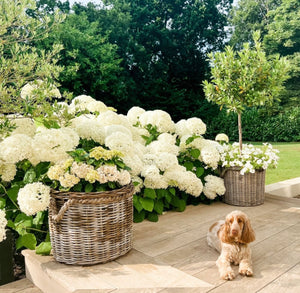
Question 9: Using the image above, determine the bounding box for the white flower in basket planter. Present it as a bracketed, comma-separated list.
[218, 142, 279, 206]
[46, 146, 134, 265]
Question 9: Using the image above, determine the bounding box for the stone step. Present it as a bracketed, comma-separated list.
[22, 249, 213, 293]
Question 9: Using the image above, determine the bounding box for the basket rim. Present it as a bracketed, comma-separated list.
[50, 182, 134, 200]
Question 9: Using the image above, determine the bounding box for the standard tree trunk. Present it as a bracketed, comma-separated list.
[238, 112, 242, 151]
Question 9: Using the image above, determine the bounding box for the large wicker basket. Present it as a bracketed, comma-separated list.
[48, 183, 134, 265]
[222, 167, 265, 206]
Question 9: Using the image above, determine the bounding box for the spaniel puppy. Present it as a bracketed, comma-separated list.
[207, 210, 255, 280]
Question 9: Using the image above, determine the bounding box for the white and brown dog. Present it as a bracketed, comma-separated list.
[207, 210, 255, 280]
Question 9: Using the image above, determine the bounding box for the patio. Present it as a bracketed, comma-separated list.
[1, 183, 300, 292]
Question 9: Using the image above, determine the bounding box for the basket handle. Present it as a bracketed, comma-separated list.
[50, 198, 75, 223]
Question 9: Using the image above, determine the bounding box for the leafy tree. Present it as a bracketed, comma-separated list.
[203, 32, 289, 150]
[0, 0, 65, 135]
[263, 0, 300, 107]
[230, 0, 299, 108]
[34, 2, 126, 107]
[82, 0, 233, 119]
[230, 0, 281, 48]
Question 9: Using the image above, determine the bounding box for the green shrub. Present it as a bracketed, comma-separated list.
[206, 107, 300, 142]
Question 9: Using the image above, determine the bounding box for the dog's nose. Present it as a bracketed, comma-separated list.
[231, 229, 238, 235]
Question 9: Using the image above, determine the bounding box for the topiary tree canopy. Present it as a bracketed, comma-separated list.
[203, 31, 290, 150]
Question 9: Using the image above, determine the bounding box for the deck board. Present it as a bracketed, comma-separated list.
[1, 194, 300, 292]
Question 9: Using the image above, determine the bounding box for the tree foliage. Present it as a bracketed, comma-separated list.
[203, 32, 290, 149]
[230, 0, 299, 108]
[37, 0, 233, 120]
[0, 0, 65, 133]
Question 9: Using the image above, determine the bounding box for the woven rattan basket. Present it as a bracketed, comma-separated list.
[222, 167, 265, 206]
[49, 183, 134, 265]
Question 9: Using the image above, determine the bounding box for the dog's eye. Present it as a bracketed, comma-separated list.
[238, 218, 243, 223]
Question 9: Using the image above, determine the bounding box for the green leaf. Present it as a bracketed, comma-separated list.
[190, 149, 200, 159]
[171, 197, 186, 212]
[7, 186, 20, 203]
[23, 169, 37, 184]
[165, 192, 172, 203]
[196, 167, 204, 178]
[14, 213, 33, 235]
[133, 195, 143, 213]
[185, 136, 195, 145]
[35, 162, 51, 179]
[133, 210, 145, 223]
[156, 189, 168, 199]
[16, 233, 36, 250]
[154, 199, 164, 215]
[0, 198, 6, 209]
[33, 211, 45, 228]
[169, 188, 176, 196]
[73, 183, 82, 192]
[183, 161, 194, 171]
[139, 197, 154, 212]
[147, 212, 159, 222]
[6, 220, 15, 229]
[144, 188, 156, 199]
[36, 242, 52, 255]
[84, 183, 93, 192]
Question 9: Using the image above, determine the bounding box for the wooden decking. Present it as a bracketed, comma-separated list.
[1, 193, 300, 292]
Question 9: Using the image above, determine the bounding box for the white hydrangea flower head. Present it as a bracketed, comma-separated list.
[155, 152, 178, 171]
[0, 134, 33, 164]
[127, 106, 146, 125]
[215, 133, 229, 143]
[17, 183, 50, 216]
[123, 153, 144, 176]
[104, 125, 132, 140]
[139, 110, 175, 133]
[21, 80, 61, 100]
[0, 163, 17, 182]
[86, 100, 109, 113]
[203, 175, 226, 200]
[186, 117, 206, 135]
[200, 145, 220, 170]
[0, 209, 7, 242]
[70, 115, 105, 144]
[157, 133, 177, 145]
[105, 132, 134, 154]
[175, 119, 189, 138]
[146, 140, 179, 156]
[69, 95, 96, 113]
[164, 167, 203, 197]
[97, 111, 130, 127]
[31, 127, 79, 164]
[117, 170, 131, 186]
[10, 117, 36, 137]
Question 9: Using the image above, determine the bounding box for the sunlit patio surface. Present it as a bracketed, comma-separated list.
[1, 178, 300, 293]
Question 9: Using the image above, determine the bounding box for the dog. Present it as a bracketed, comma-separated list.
[207, 210, 255, 280]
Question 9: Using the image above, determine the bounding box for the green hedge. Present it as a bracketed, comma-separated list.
[206, 107, 300, 142]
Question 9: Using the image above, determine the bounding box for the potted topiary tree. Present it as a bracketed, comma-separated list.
[203, 31, 290, 206]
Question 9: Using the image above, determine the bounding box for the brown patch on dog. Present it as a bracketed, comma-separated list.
[209, 222, 219, 232]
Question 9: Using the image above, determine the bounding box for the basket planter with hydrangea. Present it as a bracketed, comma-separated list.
[46, 146, 134, 265]
[218, 142, 279, 206]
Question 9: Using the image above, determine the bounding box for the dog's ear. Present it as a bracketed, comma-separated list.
[219, 221, 232, 243]
[241, 217, 255, 243]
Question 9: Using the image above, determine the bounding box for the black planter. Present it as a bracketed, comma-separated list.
[0, 230, 14, 285]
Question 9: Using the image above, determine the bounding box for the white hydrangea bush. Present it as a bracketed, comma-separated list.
[1, 93, 230, 239]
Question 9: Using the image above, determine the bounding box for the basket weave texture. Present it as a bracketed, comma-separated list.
[49, 183, 134, 265]
[223, 167, 265, 206]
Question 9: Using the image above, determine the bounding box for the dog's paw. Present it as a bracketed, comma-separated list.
[221, 270, 235, 280]
[239, 267, 253, 277]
